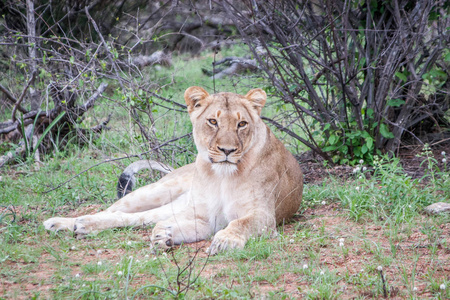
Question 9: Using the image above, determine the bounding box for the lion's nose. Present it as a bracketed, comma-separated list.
[218, 147, 237, 156]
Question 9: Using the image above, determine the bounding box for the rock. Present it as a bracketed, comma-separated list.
[424, 202, 450, 215]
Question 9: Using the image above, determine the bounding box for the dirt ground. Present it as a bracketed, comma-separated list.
[1, 143, 449, 298]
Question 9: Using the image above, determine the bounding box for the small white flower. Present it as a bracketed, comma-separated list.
[443, 158, 447, 163]
[71, 246, 76, 250]
[97, 261, 102, 266]
[321, 200, 326, 205]
[442, 151, 446, 156]
[339, 238, 345, 243]
[153, 257, 157, 261]
[339, 242, 344, 247]
[359, 159, 364, 164]
[136, 259, 140, 263]
[96, 250, 102, 255]
[144, 254, 149, 259]
[127, 241, 132, 246]
[289, 239, 295, 243]
[440, 284, 446, 290]
[82, 284, 86, 287]
[129, 256, 133, 260]
[360, 269, 364, 273]
[377, 266, 383, 271]
[117, 271, 123, 276]
[75, 273, 81, 278]
[353, 167, 360, 173]
[162, 252, 167, 257]
[320, 270, 325, 275]
[302, 264, 308, 270]
[116, 262, 119, 265]
[355, 186, 360, 191]
[413, 286, 418, 292]
[408, 205, 412, 208]
[362, 167, 367, 171]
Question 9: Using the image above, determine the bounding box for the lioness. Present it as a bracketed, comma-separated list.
[44, 87, 303, 254]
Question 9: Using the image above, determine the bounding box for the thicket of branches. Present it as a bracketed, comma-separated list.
[1, 0, 449, 168]
[0, 1, 234, 167]
[223, 0, 450, 164]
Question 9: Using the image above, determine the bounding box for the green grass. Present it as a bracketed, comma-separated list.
[1, 49, 450, 299]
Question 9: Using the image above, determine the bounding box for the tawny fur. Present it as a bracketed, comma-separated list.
[43, 87, 304, 254]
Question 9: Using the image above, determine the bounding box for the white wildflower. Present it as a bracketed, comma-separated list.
[162, 252, 167, 257]
[339, 238, 345, 243]
[320, 270, 325, 275]
[321, 200, 326, 205]
[117, 271, 123, 276]
[440, 284, 446, 290]
[289, 239, 295, 243]
[302, 264, 308, 270]
[360, 269, 364, 273]
[339, 242, 344, 247]
[97, 261, 102, 266]
[355, 186, 360, 191]
[71, 246, 76, 250]
[127, 241, 132, 246]
[75, 273, 81, 278]
[362, 167, 367, 171]
[136, 259, 140, 263]
[443, 158, 447, 163]
[96, 250, 102, 255]
[352, 167, 360, 173]
[442, 151, 446, 156]
[359, 159, 364, 164]
[413, 286, 418, 292]
[377, 266, 383, 271]
[144, 254, 149, 259]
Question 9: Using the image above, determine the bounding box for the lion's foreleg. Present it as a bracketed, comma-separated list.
[151, 214, 212, 250]
[207, 211, 276, 255]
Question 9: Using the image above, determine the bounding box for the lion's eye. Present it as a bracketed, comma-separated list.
[208, 119, 218, 126]
[238, 121, 247, 128]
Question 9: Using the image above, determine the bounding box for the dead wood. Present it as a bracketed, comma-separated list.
[0, 83, 109, 167]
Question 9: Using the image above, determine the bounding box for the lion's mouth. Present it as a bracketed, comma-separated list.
[209, 157, 239, 165]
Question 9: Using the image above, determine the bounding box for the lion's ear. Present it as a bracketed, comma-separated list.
[245, 88, 267, 115]
[184, 86, 210, 114]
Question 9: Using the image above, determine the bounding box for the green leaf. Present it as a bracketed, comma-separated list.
[395, 71, 407, 82]
[329, 134, 338, 145]
[323, 145, 338, 152]
[445, 52, 450, 62]
[380, 123, 394, 139]
[69, 56, 75, 64]
[361, 144, 368, 154]
[366, 137, 374, 150]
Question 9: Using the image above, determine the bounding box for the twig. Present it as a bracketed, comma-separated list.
[0, 84, 28, 114]
[11, 71, 36, 123]
[378, 268, 388, 298]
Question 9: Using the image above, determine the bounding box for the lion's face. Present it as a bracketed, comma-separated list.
[184, 87, 267, 175]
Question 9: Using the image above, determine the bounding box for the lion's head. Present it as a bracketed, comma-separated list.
[184, 86, 267, 176]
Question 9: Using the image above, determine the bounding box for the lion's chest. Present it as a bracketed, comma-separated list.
[194, 177, 246, 232]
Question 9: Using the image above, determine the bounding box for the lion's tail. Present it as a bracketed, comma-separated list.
[117, 160, 174, 199]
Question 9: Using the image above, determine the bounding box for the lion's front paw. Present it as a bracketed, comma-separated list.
[72, 216, 97, 236]
[43, 217, 76, 232]
[206, 230, 246, 255]
[150, 225, 174, 252]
